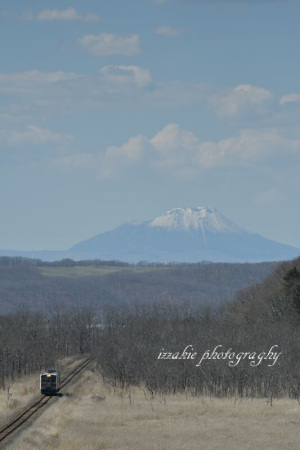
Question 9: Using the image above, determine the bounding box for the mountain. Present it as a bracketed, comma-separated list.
[0, 207, 298, 263]
[69, 206, 300, 263]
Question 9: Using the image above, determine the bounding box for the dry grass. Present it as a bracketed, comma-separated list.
[4, 364, 300, 450]
[0, 356, 84, 428]
[0, 373, 40, 428]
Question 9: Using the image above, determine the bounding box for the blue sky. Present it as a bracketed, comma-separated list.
[1, 0, 300, 251]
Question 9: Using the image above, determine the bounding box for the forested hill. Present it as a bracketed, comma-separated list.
[0, 257, 277, 314]
[96, 256, 300, 399]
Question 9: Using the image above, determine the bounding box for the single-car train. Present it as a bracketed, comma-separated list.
[40, 369, 60, 395]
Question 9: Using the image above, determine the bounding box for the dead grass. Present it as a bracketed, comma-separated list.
[0, 356, 84, 428]
[0, 372, 40, 428]
[4, 364, 300, 450]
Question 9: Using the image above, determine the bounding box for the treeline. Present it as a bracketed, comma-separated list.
[0, 257, 130, 268]
[0, 259, 275, 313]
[96, 257, 300, 400]
[0, 306, 100, 389]
[0, 256, 272, 269]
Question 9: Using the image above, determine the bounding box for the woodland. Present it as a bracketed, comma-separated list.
[0, 257, 275, 314]
[1, 256, 300, 400]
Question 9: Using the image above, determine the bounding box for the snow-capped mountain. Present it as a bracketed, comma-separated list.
[0, 207, 298, 263]
[69, 207, 300, 263]
[148, 207, 243, 233]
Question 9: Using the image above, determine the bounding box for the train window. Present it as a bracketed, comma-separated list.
[41, 375, 47, 382]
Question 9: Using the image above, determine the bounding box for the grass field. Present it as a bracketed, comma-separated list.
[0, 356, 83, 428]
[4, 362, 300, 450]
[38, 265, 166, 278]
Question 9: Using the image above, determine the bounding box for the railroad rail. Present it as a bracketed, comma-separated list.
[0, 357, 94, 445]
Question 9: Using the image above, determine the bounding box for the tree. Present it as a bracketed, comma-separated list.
[283, 267, 300, 315]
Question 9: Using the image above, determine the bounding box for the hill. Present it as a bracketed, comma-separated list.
[0, 257, 276, 313]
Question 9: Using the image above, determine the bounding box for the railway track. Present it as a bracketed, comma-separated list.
[0, 357, 94, 445]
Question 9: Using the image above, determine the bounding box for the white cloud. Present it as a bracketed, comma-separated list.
[151, 123, 198, 153]
[78, 33, 141, 56]
[0, 70, 81, 95]
[0, 125, 73, 148]
[25, 8, 99, 22]
[42, 124, 300, 180]
[57, 126, 196, 178]
[155, 26, 183, 37]
[99, 65, 152, 88]
[212, 84, 274, 117]
[2, 70, 298, 148]
[0, 70, 80, 85]
[279, 93, 300, 105]
[97, 124, 199, 178]
[150, 124, 199, 174]
[0, 69, 102, 121]
[196, 129, 300, 168]
[51, 135, 150, 178]
[0, 71, 278, 126]
[106, 135, 147, 162]
[0, 67, 153, 122]
[100, 135, 150, 178]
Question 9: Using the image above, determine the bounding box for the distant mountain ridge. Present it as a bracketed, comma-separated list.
[0, 206, 299, 263]
[70, 206, 300, 263]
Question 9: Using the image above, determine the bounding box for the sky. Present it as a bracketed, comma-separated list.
[1, 0, 300, 251]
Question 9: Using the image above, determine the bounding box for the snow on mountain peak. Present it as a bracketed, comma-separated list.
[148, 206, 243, 233]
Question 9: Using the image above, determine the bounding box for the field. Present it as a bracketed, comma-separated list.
[3, 362, 300, 450]
[38, 265, 134, 278]
[37, 265, 165, 278]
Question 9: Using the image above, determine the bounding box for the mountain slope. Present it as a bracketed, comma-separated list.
[70, 207, 300, 263]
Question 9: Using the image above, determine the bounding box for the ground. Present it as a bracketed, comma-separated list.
[2, 362, 300, 449]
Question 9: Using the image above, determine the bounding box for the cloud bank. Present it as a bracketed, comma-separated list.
[24, 8, 99, 22]
[47, 124, 300, 179]
[78, 33, 141, 56]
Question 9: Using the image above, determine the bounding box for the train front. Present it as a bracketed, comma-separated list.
[40, 369, 60, 395]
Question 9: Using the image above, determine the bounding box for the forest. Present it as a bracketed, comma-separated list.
[97, 257, 300, 400]
[1, 256, 300, 401]
[0, 257, 275, 314]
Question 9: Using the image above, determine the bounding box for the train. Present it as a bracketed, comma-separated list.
[40, 369, 60, 395]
